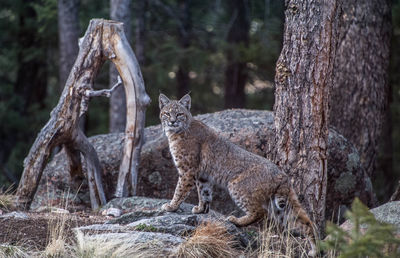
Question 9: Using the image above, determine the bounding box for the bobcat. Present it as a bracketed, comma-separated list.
[159, 93, 317, 256]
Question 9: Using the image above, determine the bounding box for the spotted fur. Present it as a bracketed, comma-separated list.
[159, 93, 317, 256]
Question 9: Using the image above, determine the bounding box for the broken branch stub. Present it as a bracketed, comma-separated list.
[16, 19, 150, 210]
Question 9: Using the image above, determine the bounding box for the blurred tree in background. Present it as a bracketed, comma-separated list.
[0, 0, 399, 205]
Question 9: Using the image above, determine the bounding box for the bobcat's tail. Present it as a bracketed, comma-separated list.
[286, 188, 318, 257]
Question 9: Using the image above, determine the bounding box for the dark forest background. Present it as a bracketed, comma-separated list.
[0, 0, 399, 203]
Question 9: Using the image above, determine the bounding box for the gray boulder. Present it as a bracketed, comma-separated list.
[74, 196, 250, 256]
[340, 201, 400, 239]
[370, 201, 400, 232]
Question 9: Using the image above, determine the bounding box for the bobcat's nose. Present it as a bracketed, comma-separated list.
[168, 120, 177, 127]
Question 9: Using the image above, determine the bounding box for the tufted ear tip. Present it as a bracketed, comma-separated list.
[159, 93, 170, 109]
[179, 94, 191, 110]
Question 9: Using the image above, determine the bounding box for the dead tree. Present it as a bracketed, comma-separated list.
[109, 0, 132, 133]
[16, 19, 150, 210]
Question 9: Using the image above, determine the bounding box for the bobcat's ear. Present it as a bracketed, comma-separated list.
[179, 94, 191, 110]
[159, 93, 170, 110]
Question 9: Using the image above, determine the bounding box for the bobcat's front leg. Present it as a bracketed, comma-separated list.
[162, 172, 196, 212]
[192, 179, 213, 214]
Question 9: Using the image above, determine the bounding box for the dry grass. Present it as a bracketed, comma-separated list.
[251, 217, 322, 258]
[74, 230, 164, 258]
[0, 186, 16, 210]
[176, 220, 239, 258]
[44, 213, 71, 257]
[0, 244, 31, 258]
[43, 190, 73, 258]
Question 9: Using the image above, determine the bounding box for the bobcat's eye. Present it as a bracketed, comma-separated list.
[177, 113, 184, 117]
[163, 112, 170, 118]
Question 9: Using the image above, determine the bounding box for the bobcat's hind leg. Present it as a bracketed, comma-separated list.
[227, 212, 260, 227]
[192, 179, 213, 214]
[227, 196, 262, 226]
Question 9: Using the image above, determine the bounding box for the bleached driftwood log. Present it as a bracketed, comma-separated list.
[16, 19, 150, 210]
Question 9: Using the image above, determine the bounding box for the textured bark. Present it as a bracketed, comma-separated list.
[223, 0, 250, 109]
[31, 110, 375, 220]
[109, 0, 132, 133]
[58, 0, 80, 90]
[134, 0, 147, 65]
[329, 0, 392, 178]
[375, 102, 394, 202]
[391, 183, 400, 202]
[176, 0, 192, 98]
[274, 0, 338, 230]
[16, 19, 150, 209]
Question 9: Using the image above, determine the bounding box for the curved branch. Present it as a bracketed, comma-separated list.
[101, 21, 151, 197]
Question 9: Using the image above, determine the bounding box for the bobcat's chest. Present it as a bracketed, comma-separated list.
[167, 137, 185, 167]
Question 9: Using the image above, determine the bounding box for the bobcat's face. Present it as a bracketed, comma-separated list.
[159, 94, 192, 134]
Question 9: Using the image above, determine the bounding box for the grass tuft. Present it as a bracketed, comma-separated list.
[253, 218, 315, 258]
[0, 186, 16, 210]
[0, 244, 31, 258]
[176, 220, 239, 258]
[74, 230, 164, 258]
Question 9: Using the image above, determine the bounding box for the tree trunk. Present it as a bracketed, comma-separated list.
[273, 0, 338, 231]
[135, 0, 147, 66]
[109, 0, 132, 133]
[176, 0, 192, 98]
[223, 0, 250, 109]
[58, 0, 80, 91]
[329, 0, 392, 179]
[377, 107, 394, 201]
[16, 19, 150, 209]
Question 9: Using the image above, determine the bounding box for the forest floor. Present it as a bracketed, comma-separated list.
[0, 210, 107, 251]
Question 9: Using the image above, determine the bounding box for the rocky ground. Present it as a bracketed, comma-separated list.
[1, 197, 400, 257]
[0, 197, 255, 256]
[0, 209, 107, 251]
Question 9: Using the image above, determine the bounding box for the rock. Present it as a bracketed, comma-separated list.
[50, 207, 70, 214]
[75, 231, 183, 256]
[340, 201, 400, 239]
[31, 109, 375, 219]
[370, 201, 400, 232]
[101, 207, 122, 217]
[0, 211, 29, 219]
[74, 196, 250, 256]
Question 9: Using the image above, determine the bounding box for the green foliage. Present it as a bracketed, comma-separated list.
[134, 223, 158, 232]
[321, 198, 400, 258]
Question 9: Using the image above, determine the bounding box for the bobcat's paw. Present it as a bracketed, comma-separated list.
[192, 205, 204, 214]
[226, 215, 239, 225]
[308, 249, 316, 257]
[192, 202, 210, 214]
[161, 203, 178, 212]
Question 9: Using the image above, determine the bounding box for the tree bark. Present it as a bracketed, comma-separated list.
[273, 0, 338, 231]
[176, 0, 192, 98]
[223, 0, 250, 109]
[58, 0, 80, 91]
[16, 19, 150, 209]
[109, 0, 132, 133]
[329, 0, 392, 179]
[135, 0, 147, 66]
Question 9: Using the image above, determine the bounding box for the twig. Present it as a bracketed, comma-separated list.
[80, 76, 123, 117]
[85, 76, 123, 98]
